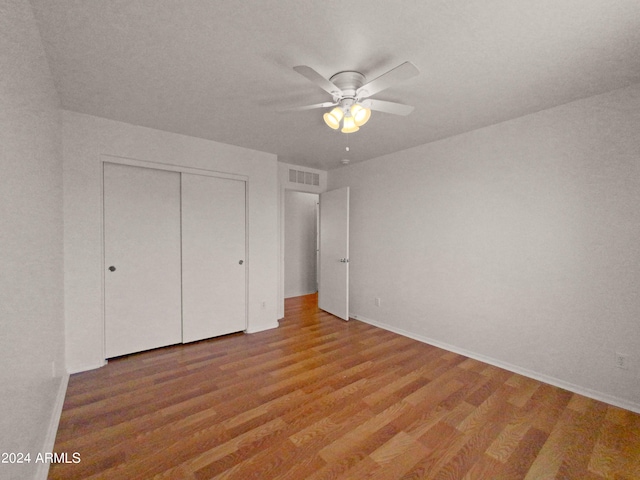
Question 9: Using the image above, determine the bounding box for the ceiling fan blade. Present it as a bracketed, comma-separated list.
[279, 101, 337, 112]
[361, 99, 414, 116]
[356, 61, 419, 99]
[293, 66, 342, 96]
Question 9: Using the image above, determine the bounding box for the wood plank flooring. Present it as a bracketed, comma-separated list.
[50, 293, 640, 479]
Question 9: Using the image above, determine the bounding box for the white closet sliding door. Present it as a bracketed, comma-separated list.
[181, 173, 247, 343]
[104, 163, 183, 358]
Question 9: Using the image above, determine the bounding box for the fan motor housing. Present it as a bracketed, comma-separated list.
[329, 71, 366, 99]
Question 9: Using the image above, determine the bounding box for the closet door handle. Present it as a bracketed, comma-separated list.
[108, 266, 116, 272]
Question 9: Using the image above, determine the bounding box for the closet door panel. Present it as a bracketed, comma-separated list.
[104, 163, 182, 358]
[181, 174, 247, 343]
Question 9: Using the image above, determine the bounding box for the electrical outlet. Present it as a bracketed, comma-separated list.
[374, 297, 381, 307]
[615, 352, 629, 370]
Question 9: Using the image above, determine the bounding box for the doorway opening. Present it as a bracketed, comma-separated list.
[280, 185, 350, 321]
[283, 191, 319, 302]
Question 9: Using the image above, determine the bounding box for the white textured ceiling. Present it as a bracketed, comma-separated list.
[29, 0, 640, 170]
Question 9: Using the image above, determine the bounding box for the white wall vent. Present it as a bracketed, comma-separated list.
[289, 168, 320, 186]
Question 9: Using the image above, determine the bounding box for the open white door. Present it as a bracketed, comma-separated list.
[318, 187, 349, 320]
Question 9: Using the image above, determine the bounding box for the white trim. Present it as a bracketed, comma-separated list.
[351, 313, 640, 414]
[101, 154, 248, 182]
[278, 184, 285, 320]
[244, 179, 250, 332]
[100, 162, 107, 363]
[66, 361, 106, 375]
[245, 321, 279, 334]
[35, 374, 69, 480]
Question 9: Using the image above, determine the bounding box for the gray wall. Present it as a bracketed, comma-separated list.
[0, 1, 66, 478]
[329, 83, 640, 411]
[285, 191, 318, 298]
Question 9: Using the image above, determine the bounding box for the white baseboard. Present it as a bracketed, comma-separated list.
[351, 313, 640, 414]
[284, 290, 317, 299]
[246, 321, 279, 334]
[35, 373, 69, 480]
[66, 361, 106, 375]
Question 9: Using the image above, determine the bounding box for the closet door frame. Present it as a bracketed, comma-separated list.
[100, 154, 249, 361]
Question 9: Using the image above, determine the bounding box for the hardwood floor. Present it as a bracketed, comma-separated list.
[50, 293, 640, 479]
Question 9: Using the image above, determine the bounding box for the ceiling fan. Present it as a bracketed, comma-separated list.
[286, 61, 420, 133]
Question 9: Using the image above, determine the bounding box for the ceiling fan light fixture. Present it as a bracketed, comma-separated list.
[341, 115, 359, 133]
[350, 104, 371, 126]
[291, 61, 419, 135]
[323, 107, 344, 129]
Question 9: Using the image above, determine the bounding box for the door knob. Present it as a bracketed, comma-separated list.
[239, 260, 244, 265]
[108, 266, 116, 272]
[339, 258, 349, 263]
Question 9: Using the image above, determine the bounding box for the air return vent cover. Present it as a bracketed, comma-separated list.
[289, 168, 320, 186]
